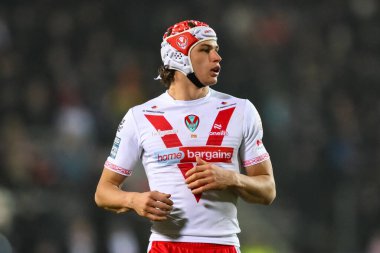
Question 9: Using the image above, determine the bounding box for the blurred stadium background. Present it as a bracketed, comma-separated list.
[0, 0, 379, 252]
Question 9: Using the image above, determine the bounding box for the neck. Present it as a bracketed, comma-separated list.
[168, 72, 209, 100]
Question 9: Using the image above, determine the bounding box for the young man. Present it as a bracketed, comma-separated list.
[95, 20, 276, 253]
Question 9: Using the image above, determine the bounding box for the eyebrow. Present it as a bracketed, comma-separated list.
[199, 44, 219, 50]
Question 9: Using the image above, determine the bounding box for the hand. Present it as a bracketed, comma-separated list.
[185, 157, 237, 195]
[129, 191, 173, 221]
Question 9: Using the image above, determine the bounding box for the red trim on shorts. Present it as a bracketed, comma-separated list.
[149, 241, 237, 253]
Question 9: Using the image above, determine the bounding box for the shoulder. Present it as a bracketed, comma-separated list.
[210, 88, 250, 107]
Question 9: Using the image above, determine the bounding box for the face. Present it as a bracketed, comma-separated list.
[190, 40, 222, 86]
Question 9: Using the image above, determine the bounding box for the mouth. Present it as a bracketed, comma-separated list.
[211, 66, 221, 76]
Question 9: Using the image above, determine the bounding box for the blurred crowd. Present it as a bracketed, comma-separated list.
[0, 0, 379, 252]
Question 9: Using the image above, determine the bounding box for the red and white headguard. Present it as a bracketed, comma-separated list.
[159, 20, 218, 88]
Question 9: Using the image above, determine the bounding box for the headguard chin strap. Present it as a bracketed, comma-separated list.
[187, 73, 205, 88]
[159, 20, 217, 88]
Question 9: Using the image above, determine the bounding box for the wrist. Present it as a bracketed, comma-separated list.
[125, 192, 138, 210]
[229, 170, 242, 189]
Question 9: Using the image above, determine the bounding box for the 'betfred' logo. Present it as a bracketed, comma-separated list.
[155, 146, 234, 164]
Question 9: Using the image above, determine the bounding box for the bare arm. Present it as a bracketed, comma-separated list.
[232, 159, 276, 204]
[95, 168, 173, 221]
[185, 157, 276, 205]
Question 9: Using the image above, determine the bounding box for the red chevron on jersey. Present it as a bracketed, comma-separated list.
[145, 114, 201, 202]
[145, 114, 182, 148]
[206, 107, 236, 146]
[145, 110, 236, 203]
[178, 163, 202, 202]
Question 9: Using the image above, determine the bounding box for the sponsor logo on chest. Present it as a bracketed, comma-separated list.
[155, 146, 233, 164]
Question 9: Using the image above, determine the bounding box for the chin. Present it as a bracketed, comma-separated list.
[203, 78, 218, 86]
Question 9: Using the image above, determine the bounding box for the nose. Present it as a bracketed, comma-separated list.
[211, 50, 222, 63]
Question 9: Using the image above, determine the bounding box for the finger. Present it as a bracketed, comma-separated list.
[185, 168, 211, 183]
[151, 191, 171, 199]
[185, 171, 196, 183]
[145, 206, 170, 217]
[185, 164, 208, 177]
[146, 213, 168, 221]
[196, 156, 208, 165]
[152, 200, 173, 212]
[185, 166, 196, 177]
[187, 178, 211, 189]
[185, 172, 199, 184]
[151, 192, 174, 206]
[191, 182, 217, 194]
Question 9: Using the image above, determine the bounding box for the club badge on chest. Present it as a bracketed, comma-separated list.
[184, 114, 199, 138]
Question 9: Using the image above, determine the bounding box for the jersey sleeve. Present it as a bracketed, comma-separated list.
[104, 108, 142, 176]
[239, 100, 270, 167]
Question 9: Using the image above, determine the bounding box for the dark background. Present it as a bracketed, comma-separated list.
[0, 0, 379, 252]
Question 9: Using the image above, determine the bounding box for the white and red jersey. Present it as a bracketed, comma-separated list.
[104, 88, 270, 247]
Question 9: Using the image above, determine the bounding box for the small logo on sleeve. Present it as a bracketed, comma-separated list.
[256, 139, 265, 150]
[117, 119, 125, 132]
[184, 114, 200, 132]
[110, 137, 121, 159]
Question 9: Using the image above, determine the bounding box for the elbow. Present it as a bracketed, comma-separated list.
[94, 188, 104, 208]
[261, 181, 276, 205]
[264, 188, 276, 205]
